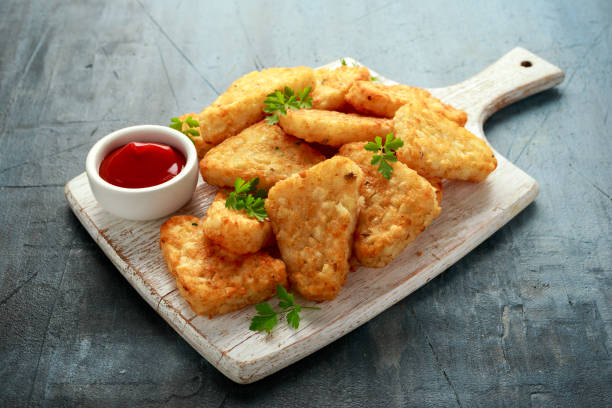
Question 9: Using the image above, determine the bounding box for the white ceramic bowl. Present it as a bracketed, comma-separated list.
[86, 125, 199, 221]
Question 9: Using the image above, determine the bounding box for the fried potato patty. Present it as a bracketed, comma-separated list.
[426, 177, 444, 207]
[200, 121, 325, 190]
[187, 67, 314, 158]
[160, 215, 287, 316]
[394, 102, 497, 182]
[345, 81, 468, 126]
[311, 66, 370, 111]
[202, 190, 275, 254]
[338, 143, 440, 268]
[265, 157, 363, 301]
[278, 109, 393, 147]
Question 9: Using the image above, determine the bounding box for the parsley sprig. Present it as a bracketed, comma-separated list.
[225, 177, 268, 222]
[250, 285, 320, 333]
[169, 116, 200, 144]
[340, 58, 362, 68]
[364, 132, 404, 180]
[263, 86, 313, 125]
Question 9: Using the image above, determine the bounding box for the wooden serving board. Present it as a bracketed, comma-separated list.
[65, 47, 564, 384]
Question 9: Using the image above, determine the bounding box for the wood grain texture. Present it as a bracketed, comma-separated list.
[65, 49, 562, 383]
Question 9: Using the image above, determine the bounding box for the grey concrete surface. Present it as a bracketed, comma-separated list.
[1, 0, 610, 406]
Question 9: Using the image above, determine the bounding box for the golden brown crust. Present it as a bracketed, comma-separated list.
[426, 177, 444, 210]
[311, 66, 370, 111]
[202, 190, 274, 254]
[345, 81, 468, 126]
[265, 157, 364, 301]
[199, 121, 325, 190]
[345, 81, 430, 118]
[338, 143, 440, 268]
[394, 101, 497, 182]
[182, 67, 315, 158]
[160, 215, 287, 316]
[423, 94, 468, 127]
[278, 109, 393, 147]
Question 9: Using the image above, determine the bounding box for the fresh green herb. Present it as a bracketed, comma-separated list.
[370, 76, 378, 81]
[225, 177, 268, 222]
[249, 285, 320, 333]
[340, 59, 361, 67]
[191, 223, 198, 226]
[263, 86, 313, 125]
[169, 116, 200, 144]
[274, 146, 279, 150]
[364, 132, 404, 180]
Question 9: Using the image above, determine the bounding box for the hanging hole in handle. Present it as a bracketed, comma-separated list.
[521, 60, 532, 67]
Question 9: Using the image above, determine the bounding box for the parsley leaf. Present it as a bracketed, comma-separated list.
[340, 58, 361, 67]
[225, 177, 269, 222]
[255, 302, 276, 315]
[263, 86, 313, 125]
[249, 285, 320, 333]
[364, 132, 404, 180]
[169, 116, 200, 144]
[286, 308, 301, 329]
[249, 313, 277, 332]
[276, 285, 294, 308]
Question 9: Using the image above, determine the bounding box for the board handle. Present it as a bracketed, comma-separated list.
[430, 47, 564, 125]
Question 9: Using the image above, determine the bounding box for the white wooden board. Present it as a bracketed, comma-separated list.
[65, 47, 564, 384]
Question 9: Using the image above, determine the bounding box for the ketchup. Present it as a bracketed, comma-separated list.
[99, 142, 186, 188]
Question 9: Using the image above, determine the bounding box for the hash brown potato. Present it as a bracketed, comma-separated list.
[345, 80, 468, 126]
[278, 109, 393, 147]
[187, 67, 314, 158]
[200, 121, 325, 190]
[311, 66, 370, 111]
[338, 143, 441, 268]
[160, 215, 287, 316]
[427, 177, 444, 206]
[265, 156, 363, 301]
[394, 101, 497, 182]
[202, 190, 275, 254]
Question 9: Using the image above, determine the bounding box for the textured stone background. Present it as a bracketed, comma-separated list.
[1, 0, 610, 406]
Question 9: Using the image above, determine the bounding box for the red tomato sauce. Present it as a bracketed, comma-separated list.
[99, 142, 186, 188]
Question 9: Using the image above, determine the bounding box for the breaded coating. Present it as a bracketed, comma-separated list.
[394, 102, 497, 182]
[160, 215, 287, 316]
[202, 190, 274, 254]
[423, 94, 468, 127]
[265, 157, 363, 301]
[278, 109, 393, 147]
[186, 67, 314, 158]
[200, 121, 325, 190]
[345, 81, 468, 126]
[345, 81, 429, 118]
[311, 66, 370, 111]
[338, 143, 441, 268]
